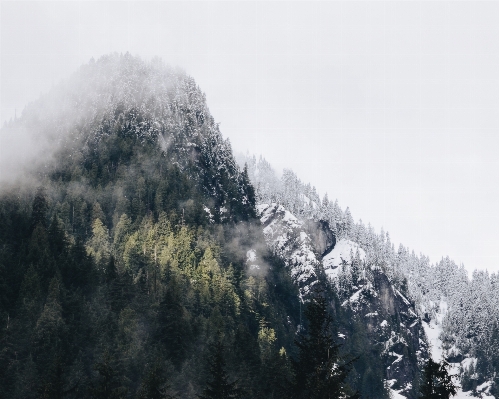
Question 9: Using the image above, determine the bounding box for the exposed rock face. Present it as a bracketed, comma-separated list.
[303, 219, 336, 256]
[258, 203, 320, 297]
[258, 202, 428, 398]
[345, 268, 428, 396]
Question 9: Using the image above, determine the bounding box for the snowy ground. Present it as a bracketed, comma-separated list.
[421, 300, 494, 399]
[389, 388, 407, 399]
[322, 239, 365, 278]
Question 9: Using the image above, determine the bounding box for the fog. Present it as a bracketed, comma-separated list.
[2, 1, 499, 274]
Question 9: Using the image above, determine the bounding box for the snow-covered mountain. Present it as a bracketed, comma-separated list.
[239, 153, 499, 398]
[256, 201, 427, 397]
[2, 52, 496, 398]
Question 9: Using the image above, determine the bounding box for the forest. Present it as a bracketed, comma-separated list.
[0, 53, 486, 399]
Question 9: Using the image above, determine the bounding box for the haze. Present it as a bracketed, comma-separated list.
[2, 1, 499, 274]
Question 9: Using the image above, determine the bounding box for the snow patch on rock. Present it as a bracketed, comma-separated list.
[323, 239, 365, 279]
[246, 249, 257, 263]
[258, 203, 319, 298]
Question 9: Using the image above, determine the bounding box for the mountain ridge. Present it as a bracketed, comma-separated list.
[0, 53, 497, 398]
[239, 152, 498, 398]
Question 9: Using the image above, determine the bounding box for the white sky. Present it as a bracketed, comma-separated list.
[1, 1, 499, 274]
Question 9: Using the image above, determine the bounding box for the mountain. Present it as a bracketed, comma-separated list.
[0, 54, 299, 399]
[239, 153, 498, 399]
[0, 53, 496, 398]
[254, 202, 427, 398]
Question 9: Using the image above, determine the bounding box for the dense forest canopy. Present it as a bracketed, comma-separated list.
[0, 53, 495, 399]
[0, 54, 365, 399]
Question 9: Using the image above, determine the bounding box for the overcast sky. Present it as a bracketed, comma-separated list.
[2, 1, 499, 274]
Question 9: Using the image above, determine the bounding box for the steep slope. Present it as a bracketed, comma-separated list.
[0, 55, 301, 399]
[4, 52, 494, 398]
[3, 54, 256, 225]
[257, 202, 428, 398]
[239, 153, 499, 398]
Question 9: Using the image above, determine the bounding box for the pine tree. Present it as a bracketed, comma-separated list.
[48, 214, 67, 259]
[137, 360, 176, 399]
[419, 358, 456, 399]
[241, 163, 257, 220]
[198, 336, 242, 399]
[156, 281, 192, 368]
[89, 352, 127, 399]
[31, 187, 49, 231]
[291, 289, 359, 399]
[259, 347, 292, 399]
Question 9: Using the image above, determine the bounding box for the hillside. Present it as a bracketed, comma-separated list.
[239, 153, 499, 398]
[0, 54, 298, 399]
[0, 53, 494, 399]
[0, 54, 374, 399]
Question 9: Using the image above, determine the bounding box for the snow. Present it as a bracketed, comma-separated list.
[420, 299, 493, 399]
[389, 351, 404, 364]
[282, 209, 300, 226]
[422, 299, 448, 362]
[257, 203, 319, 298]
[342, 287, 363, 307]
[453, 391, 494, 399]
[461, 357, 477, 372]
[477, 381, 491, 392]
[203, 206, 214, 223]
[256, 203, 269, 216]
[386, 379, 413, 398]
[423, 320, 444, 361]
[323, 239, 366, 279]
[246, 249, 257, 263]
[246, 249, 260, 270]
[395, 289, 411, 306]
[381, 320, 389, 327]
[389, 388, 407, 399]
[258, 203, 276, 224]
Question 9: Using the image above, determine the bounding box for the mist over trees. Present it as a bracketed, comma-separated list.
[0, 54, 364, 399]
[1, 53, 498, 399]
[240, 151, 499, 396]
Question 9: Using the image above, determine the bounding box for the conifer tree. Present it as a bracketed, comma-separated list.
[419, 358, 456, 399]
[291, 289, 359, 399]
[156, 281, 192, 368]
[137, 360, 176, 399]
[198, 335, 242, 399]
[31, 187, 49, 231]
[89, 352, 127, 399]
[241, 163, 256, 220]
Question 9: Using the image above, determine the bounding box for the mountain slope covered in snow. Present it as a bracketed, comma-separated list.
[239, 153, 499, 398]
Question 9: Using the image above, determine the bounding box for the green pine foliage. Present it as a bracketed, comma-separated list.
[291, 288, 359, 399]
[0, 54, 301, 398]
[198, 335, 242, 399]
[0, 53, 394, 398]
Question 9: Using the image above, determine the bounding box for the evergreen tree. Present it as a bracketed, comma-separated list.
[241, 163, 257, 220]
[198, 336, 242, 399]
[156, 281, 192, 368]
[89, 352, 127, 399]
[48, 214, 67, 260]
[137, 360, 176, 399]
[419, 358, 456, 399]
[259, 347, 292, 399]
[291, 289, 359, 399]
[31, 187, 49, 231]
